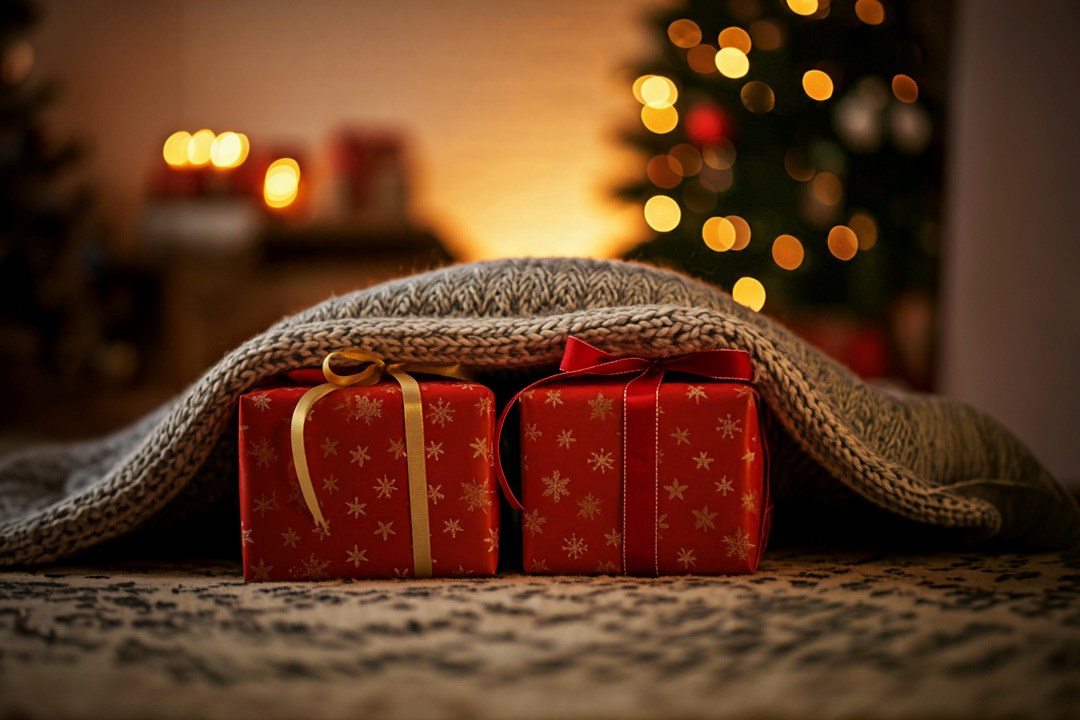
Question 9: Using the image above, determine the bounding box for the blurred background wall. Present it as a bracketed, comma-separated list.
[5, 0, 1078, 485]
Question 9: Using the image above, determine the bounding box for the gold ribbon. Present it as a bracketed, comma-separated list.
[290, 350, 468, 578]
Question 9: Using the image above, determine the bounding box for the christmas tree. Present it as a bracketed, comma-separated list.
[0, 0, 96, 377]
[619, 0, 948, 381]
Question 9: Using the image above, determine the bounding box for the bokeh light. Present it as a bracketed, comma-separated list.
[702, 216, 737, 251]
[827, 225, 859, 260]
[698, 166, 733, 193]
[892, 74, 919, 103]
[641, 105, 679, 134]
[264, 158, 300, 209]
[703, 139, 736, 170]
[162, 131, 191, 167]
[784, 149, 814, 181]
[811, 172, 843, 205]
[668, 19, 702, 49]
[728, 215, 752, 249]
[644, 195, 681, 232]
[849, 212, 879, 250]
[718, 27, 752, 54]
[647, 154, 682, 188]
[210, 131, 248, 168]
[732, 277, 766, 311]
[740, 81, 775, 113]
[669, 144, 703, 177]
[855, 0, 885, 25]
[186, 129, 215, 166]
[749, 20, 783, 51]
[687, 44, 719, 75]
[715, 47, 750, 79]
[640, 75, 678, 108]
[772, 234, 805, 270]
[802, 70, 834, 101]
[785, 0, 819, 17]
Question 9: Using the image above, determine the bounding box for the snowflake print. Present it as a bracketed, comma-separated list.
[249, 439, 278, 468]
[460, 479, 493, 512]
[562, 533, 588, 560]
[541, 470, 571, 503]
[443, 518, 463, 538]
[312, 520, 331, 541]
[657, 514, 670, 539]
[281, 527, 300, 548]
[604, 528, 622, 548]
[677, 547, 697, 570]
[428, 397, 456, 427]
[716, 413, 743, 439]
[346, 395, 384, 425]
[523, 510, 547, 536]
[374, 520, 396, 541]
[350, 445, 372, 467]
[469, 437, 492, 462]
[544, 390, 565, 407]
[670, 427, 691, 446]
[556, 429, 576, 450]
[393, 568, 410, 579]
[427, 483, 445, 505]
[241, 523, 254, 546]
[250, 394, 272, 411]
[596, 560, 619, 574]
[531, 558, 550, 573]
[426, 441, 445, 461]
[692, 505, 718, 532]
[346, 497, 367, 518]
[722, 528, 756, 561]
[484, 528, 499, 553]
[587, 393, 615, 421]
[587, 449, 615, 474]
[322, 475, 339, 495]
[664, 478, 688, 500]
[577, 493, 602, 520]
[253, 493, 276, 517]
[734, 385, 754, 399]
[387, 438, 406, 459]
[320, 438, 338, 457]
[250, 558, 273, 581]
[741, 491, 757, 512]
[714, 476, 734, 496]
[475, 395, 493, 416]
[299, 553, 331, 580]
[373, 475, 398, 499]
[742, 449, 756, 464]
[525, 423, 542, 442]
[693, 451, 715, 470]
[685, 385, 708, 404]
[346, 545, 369, 567]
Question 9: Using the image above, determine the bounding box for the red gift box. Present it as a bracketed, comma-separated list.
[239, 356, 499, 581]
[499, 338, 769, 576]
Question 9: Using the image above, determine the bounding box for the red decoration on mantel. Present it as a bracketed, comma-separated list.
[498, 338, 770, 576]
[238, 378, 499, 581]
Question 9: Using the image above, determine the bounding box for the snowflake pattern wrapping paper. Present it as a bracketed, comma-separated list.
[518, 376, 769, 576]
[238, 379, 499, 580]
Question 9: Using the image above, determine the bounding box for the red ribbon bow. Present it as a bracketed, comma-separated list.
[495, 337, 756, 575]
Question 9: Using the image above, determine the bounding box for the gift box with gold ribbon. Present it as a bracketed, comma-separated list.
[239, 351, 499, 580]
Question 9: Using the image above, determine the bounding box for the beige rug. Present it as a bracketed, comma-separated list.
[2, 549, 1077, 720]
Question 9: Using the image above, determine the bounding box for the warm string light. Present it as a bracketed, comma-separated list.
[264, 158, 300, 209]
[732, 277, 766, 311]
[162, 129, 250, 169]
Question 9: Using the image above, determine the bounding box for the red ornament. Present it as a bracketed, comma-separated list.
[686, 105, 729, 146]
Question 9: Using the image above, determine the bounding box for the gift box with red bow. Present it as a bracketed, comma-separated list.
[238, 351, 500, 581]
[497, 338, 770, 575]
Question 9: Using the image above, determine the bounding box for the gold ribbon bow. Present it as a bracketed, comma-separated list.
[290, 350, 468, 578]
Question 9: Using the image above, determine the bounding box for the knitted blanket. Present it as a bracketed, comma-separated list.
[1, 258, 1077, 564]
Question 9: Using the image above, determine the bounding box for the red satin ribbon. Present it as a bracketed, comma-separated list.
[495, 336, 755, 575]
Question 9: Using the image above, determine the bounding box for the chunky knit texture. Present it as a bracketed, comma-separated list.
[1, 258, 1077, 564]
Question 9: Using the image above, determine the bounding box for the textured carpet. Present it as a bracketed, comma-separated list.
[2, 550, 1078, 720]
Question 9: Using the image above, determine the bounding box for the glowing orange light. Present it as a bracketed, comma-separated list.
[812, 172, 843, 205]
[802, 70, 834, 101]
[827, 225, 859, 260]
[772, 234, 804, 270]
[740, 81, 775, 113]
[702, 216, 737, 251]
[163, 131, 191, 167]
[210, 131, 249, 168]
[644, 195, 681, 232]
[186, 129, 215, 166]
[640, 75, 678, 108]
[732, 277, 766, 311]
[668, 19, 702, 49]
[849, 212, 879, 249]
[647, 154, 682, 189]
[749, 20, 783, 51]
[786, 0, 819, 16]
[715, 47, 750, 79]
[728, 215, 752, 249]
[669, 144, 702, 177]
[264, 158, 300, 209]
[718, 27, 752, 54]
[892, 74, 919, 103]
[855, 0, 885, 25]
[641, 105, 679, 134]
[687, 44, 719, 75]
